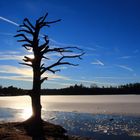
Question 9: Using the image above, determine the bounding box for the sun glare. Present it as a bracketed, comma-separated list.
[27, 54, 34, 59]
[21, 108, 32, 120]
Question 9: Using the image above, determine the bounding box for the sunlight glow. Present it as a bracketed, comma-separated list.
[26, 54, 34, 59]
[21, 108, 32, 120]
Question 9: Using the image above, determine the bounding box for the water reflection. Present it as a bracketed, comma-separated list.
[0, 95, 140, 139]
[44, 111, 140, 139]
[21, 108, 32, 120]
[0, 108, 140, 139]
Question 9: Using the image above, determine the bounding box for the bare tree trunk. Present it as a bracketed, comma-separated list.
[31, 66, 42, 122]
[31, 94, 41, 121]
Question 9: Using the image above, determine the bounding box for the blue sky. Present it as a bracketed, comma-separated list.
[0, 0, 140, 89]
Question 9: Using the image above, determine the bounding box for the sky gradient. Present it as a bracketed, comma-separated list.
[0, 0, 140, 89]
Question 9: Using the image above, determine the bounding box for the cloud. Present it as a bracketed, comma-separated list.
[91, 59, 104, 66]
[0, 54, 23, 61]
[0, 65, 32, 76]
[0, 75, 32, 82]
[0, 16, 19, 26]
[68, 79, 117, 86]
[0, 51, 21, 55]
[118, 56, 132, 59]
[59, 66, 68, 70]
[116, 65, 133, 72]
[0, 50, 25, 61]
[0, 65, 69, 81]
[0, 51, 36, 61]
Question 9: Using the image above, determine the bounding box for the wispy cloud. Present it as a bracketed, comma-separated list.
[0, 65, 32, 76]
[69, 79, 117, 86]
[0, 51, 21, 55]
[59, 66, 68, 70]
[0, 16, 19, 26]
[0, 65, 69, 81]
[0, 51, 36, 61]
[92, 76, 138, 80]
[116, 65, 133, 72]
[118, 56, 132, 59]
[91, 59, 104, 66]
[0, 75, 32, 82]
[0, 50, 25, 61]
[0, 54, 23, 61]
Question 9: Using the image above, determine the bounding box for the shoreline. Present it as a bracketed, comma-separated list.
[0, 112, 140, 140]
[0, 94, 139, 96]
[0, 121, 90, 140]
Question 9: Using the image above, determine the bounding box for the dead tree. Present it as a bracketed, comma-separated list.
[15, 13, 84, 123]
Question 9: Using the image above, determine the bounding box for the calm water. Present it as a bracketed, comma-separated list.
[0, 95, 140, 139]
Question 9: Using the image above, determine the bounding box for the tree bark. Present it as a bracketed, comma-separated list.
[30, 65, 42, 122]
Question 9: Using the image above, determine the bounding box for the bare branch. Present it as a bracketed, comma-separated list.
[22, 45, 31, 51]
[40, 77, 48, 84]
[19, 23, 34, 34]
[42, 55, 50, 60]
[36, 13, 48, 25]
[39, 35, 49, 52]
[46, 19, 61, 24]
[17, 29, 33, 35]
[24, 18, 35, 30]
[44, 46, 83, 54]
[19, 62, 32, 67]
[39, 44, 49, 52]
[17, 39, 28, 42]
[40, 63, 45, 69]
[39, 19, 61, 28]
[47, 68, 60, 74]
[44, 35, 49, 42]
[23, 56, 34, 63]
[14, 33, 32, 44]
[41, 13, 48, 23]
[40, 46, 49, 54]
[40, 22, 50, 28]
[40, 52, 84, 75]
[22, 43, 32, 48]
[40, 67, 46, 75]
[36, 16, 44, 23]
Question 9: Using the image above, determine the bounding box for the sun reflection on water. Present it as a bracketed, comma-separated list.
[21, 108, 32, 120]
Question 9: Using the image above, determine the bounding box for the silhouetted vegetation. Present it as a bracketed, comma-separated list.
[0, 86, 25, 96]
[42, 83, 140, 95]
[0, 83, 140, 96]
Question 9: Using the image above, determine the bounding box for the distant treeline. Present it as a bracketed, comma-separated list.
[0, 83, 140, 96]
[0, 86, 26, 96]
[41, 83, 140, 95]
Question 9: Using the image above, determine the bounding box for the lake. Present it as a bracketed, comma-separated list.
[0, 95, 140, 139]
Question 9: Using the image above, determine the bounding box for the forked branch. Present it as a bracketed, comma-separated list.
[40, 52, 84, 75]
[14, 33, 32, 44]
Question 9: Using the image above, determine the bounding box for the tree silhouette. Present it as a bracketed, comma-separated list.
[15, 13, 84, 123]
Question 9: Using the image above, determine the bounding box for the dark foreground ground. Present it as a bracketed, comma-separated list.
[0, 121, 90, 140]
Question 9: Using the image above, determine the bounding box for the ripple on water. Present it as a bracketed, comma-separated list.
[43, 111, 140, 139]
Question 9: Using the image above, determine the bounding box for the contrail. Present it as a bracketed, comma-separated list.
[0, 16, 19, 26]
[117, 65, 133, 72]
[91, 59, 104, 66]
